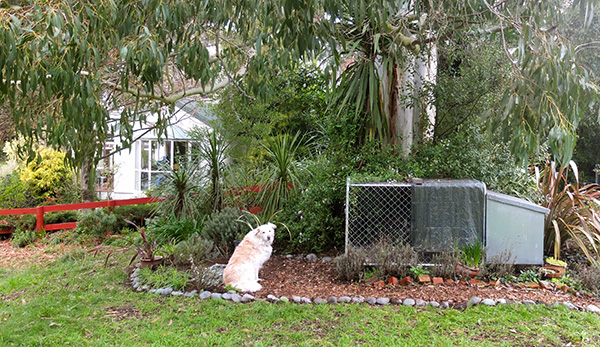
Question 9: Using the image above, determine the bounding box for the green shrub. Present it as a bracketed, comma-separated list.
[275, 157, 347, 253]
[11, 229, 39, 248]
[45, 210, 79, 225]
[112, 204, 157, 228]
[146, 215, 205, 246]
[0, 171, 41, 209]
[516, 267, 541, 283]
[75, 208, 119, 238]
[5, 214, 37, 231]
[137, 266, 191, 291]
[173, 234, 215, 266]
[202, 207, 248, 256]
[408, 126, 536, 197]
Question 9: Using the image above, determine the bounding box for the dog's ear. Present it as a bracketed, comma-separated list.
[254, 226, 263, 235]
[268, 222, 277, 230]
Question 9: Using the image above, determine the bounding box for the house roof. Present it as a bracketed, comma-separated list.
[109, 98, 215, 141]
[175, 98, 217, 127]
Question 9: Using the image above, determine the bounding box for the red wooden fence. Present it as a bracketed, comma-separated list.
[0, 183, 276, 235]
[0, 197, 161, 234]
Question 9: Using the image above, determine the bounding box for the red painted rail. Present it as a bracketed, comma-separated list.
[0, 197, 161, 233]
[0, 183, 279, 234]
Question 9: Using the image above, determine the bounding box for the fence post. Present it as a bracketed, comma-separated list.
[107, 199, 116, 212]
[36, 206, 44, 232]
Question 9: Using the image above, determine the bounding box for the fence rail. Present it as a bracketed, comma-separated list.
[0, 197, 162, 234]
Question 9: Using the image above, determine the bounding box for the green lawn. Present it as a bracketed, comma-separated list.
[1, 248, 599, 346]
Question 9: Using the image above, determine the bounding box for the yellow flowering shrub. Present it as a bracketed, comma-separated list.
[19, 147, 73, 197]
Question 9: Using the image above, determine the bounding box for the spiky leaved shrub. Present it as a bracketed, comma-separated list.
[146, 215, 205, 246]
[536, 160, 600, 263]
[201, 207, 248, 256]
[259, 132, 308, 219]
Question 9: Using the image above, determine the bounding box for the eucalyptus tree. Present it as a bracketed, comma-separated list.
[0, 0, 258, 200]
[0, 0, 599, 203]
[266, 0, 599, 165]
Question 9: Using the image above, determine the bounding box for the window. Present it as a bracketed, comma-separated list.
[96, 142, 115, 192]
[135, 139, 196, 191]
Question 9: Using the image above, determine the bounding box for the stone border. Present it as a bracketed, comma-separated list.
[129, 265, 600, 315]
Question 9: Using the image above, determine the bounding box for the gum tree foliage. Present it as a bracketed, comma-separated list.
[0, 0, 258, 200]
[564, 6, 600, 181]
[0, 0, 599, 202]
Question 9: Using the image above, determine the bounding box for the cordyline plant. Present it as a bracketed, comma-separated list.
[259, 132, 311, 218]
[536, 161, 600, 264]
[91, 219, 162, 266]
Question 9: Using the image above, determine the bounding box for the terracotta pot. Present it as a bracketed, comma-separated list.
[454, 262, 481, 278]
[140, 255, 164, 269]
[544, 263, 566, 277]
[540, 267, 561, 279]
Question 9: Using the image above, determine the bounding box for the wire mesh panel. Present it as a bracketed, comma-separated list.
[345, 179, 412, 254]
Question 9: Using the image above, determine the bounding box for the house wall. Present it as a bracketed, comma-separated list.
[98, 106, 211, 200]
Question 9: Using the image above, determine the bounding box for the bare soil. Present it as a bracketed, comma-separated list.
[0, 239, 79, 269]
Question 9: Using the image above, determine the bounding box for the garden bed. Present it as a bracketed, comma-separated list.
[3, 239, 600, 309]
[248, 255, 600, 308]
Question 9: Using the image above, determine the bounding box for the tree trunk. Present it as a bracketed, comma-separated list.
[383, 48, 437, 157]
[79, 157, 96, 202]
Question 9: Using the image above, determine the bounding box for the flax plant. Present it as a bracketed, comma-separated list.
[537, 161, 600, 263]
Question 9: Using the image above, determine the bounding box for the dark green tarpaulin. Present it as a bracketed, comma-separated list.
[411, 179, 485, 252]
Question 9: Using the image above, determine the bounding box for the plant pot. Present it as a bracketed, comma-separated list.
[140, 255, 164, 269]
[454, 262, 481, 278]
[544, 263, 566, 277]
[540, 266, 561, 279]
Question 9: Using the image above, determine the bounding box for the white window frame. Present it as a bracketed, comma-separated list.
[135, 139, 198, 191]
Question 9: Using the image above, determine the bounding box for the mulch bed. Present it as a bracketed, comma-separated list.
[252, 255, 600, 308]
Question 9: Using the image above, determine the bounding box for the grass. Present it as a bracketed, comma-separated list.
[1, 249, 600, 346]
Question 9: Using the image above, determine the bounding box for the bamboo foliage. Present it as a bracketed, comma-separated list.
[537, 160, 600, 263]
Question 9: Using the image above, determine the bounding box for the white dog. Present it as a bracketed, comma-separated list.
[223, 222, 276, 292]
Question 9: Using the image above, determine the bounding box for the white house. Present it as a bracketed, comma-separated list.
[96, 99, 214, 200]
